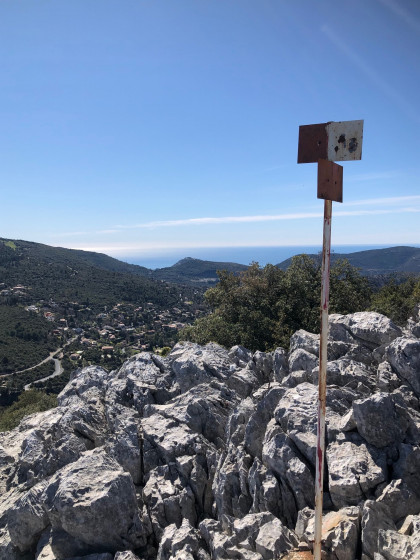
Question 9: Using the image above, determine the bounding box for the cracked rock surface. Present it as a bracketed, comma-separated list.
[0, 311, 419, 560]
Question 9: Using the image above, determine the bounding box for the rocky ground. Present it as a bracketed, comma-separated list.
[1, 310, 420, 560]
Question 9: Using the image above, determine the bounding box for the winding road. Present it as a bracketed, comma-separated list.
[24, 357, 65, 391]
[0, 337, 77, 390]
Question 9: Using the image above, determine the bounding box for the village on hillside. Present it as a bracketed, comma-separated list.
[0, 280, 207, 384]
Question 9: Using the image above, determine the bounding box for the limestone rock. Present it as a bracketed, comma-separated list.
[393, 444, 420, 497]
[289, 330, 319, 356]
[377, 362, 402, 393]
[42, 448, 147, 551]
[377, 514, 420, 560]
[228, 345, 253, 369]
[361, 500, 396, 559]
[114, 553, 142, 560]
[262, 420, 314, 519]
[300, 506, 361, 560]
[104, 404, 142, 484]
[248, 458, 282, 519]
[7, 480, 49, 552]
[244, 384, 286, 459]
[313, 358, 377, 395]
[252, 351, 273, 383]
[1, 312, 420, 560]
[377, 479, 420, 523]
[329, 312, 402, 348]
[143, 464, 197, 539]
[105, 352, 175, 414]
[352, 392, 410, 448]
[273, 347, 289, 382]
[168, 342, 231, 393]
[157, 519, 210, 560]
[386, 337, 420, 397]
[288, 349, 318, 375]
[254, 517, 298, 559]
[327, 436, 387, 509]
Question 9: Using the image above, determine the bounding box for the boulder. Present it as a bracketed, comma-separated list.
[312, 358, 377, 395]
[329, 312, 402, 348]
[352, 392, 410, 448]
[7, 480, 49, 552]
[299, 506, 361, 560]
[105, 352, 175, 414]
[252, 351, 273, 383]
[248, 458, 282, 518]
[254, 517, 298, 559]
[244, 384, 286, 459]
[361, 500, 396, 559]
[42, 448, 147, 551]
[386, 337, 420, 397]
[274, 383, 318, 466]
[288, 349, 318, 375]
[262, 420, 314, 517]
[377, 479, 420, 523]
[327, 436, 387, 509]
[289, 330, 319, 356]
[157, 519, 210, 560]
[377, 362, 401, 393]
[104, 404, 142, 484]
[35, 526, 100, 559]
[168, 342, 231, 393]
[377, 514, 420, 560]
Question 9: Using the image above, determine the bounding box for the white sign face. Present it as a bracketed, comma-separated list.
[326, 120, 364, 162]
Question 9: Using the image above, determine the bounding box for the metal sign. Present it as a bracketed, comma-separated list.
[317, 159, 343, 202]
[298, 120, 364, 163]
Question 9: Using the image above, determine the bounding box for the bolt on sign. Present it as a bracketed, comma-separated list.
[297, 119, 363, 560]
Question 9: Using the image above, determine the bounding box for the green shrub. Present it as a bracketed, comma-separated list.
[0, 389, 57, 432]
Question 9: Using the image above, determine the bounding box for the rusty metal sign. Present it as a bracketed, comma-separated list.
[298, 120, 364, 163]
[317, 159, 343, 202]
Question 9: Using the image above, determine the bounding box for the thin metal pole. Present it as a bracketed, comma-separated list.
[314, 198, 332, 560]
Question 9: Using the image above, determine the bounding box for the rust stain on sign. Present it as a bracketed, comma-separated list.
[317, 159, 343, 202]
[298, 120, 363, 163]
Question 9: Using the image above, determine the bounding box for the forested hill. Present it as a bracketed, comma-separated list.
[277, 246, 420, 276]
[152, 257, 248, 284]
[0, 238, 197, 309]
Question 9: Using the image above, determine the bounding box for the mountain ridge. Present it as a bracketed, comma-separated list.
[276, 245, 420, 275]
[2, 239, 420, 289]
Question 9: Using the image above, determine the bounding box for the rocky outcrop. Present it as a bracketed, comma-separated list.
[0, 311, 419, 559]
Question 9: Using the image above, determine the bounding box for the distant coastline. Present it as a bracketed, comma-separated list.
[122, 244, 420, 270]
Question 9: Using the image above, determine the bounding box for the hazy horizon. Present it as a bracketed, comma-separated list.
[118, 243, 420, 270]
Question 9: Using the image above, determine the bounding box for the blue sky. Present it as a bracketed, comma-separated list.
[1, 0, 419, 262]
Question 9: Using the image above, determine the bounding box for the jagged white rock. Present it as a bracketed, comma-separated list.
[0, 312, 419, 560]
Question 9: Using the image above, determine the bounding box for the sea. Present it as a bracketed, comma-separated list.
[122, 244, 417, 270]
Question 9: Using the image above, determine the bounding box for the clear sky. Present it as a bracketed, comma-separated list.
[1, 0, 419, 262]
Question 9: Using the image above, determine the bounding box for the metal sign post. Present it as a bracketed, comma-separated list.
[297, 120, 364, 560]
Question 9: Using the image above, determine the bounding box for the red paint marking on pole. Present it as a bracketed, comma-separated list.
[314, 198, 332, 560]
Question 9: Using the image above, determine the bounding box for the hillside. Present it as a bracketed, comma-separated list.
[0, 238, 193, 308]
[0, 238, 207, 375]
[276, 245, 420, 275]
[152, 256, 248, 284]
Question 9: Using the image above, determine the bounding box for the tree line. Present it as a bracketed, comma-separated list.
[182, 256, 420, 351]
